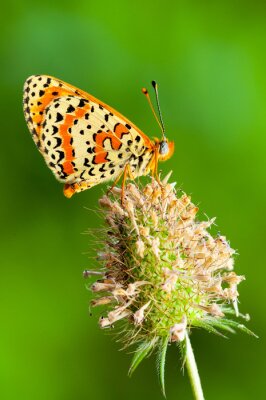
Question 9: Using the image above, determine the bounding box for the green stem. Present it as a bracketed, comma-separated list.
[185, 332, 205, 400]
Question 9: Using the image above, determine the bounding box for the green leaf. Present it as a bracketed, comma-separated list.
[220, 318, 258, 338]
[221, 306, 250, 320]
[128, 339, 155, 377]
[177, 338, 187, 371]
[157, 335, 169, 397]
[193, 320, 228, 338]
[204, 318, 236, 334]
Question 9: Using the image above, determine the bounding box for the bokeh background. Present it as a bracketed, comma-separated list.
[1, 1, 265, 399]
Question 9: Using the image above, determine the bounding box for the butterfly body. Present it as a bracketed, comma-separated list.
[23, 75, 174, 197]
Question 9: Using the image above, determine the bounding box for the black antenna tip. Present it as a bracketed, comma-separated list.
[142, 87, 148, 95]
[151, 80, 157, 88]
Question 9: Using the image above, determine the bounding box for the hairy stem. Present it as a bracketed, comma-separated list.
[185, 332, 204, 400]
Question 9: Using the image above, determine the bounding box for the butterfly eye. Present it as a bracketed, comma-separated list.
[159, 140, 169, 155]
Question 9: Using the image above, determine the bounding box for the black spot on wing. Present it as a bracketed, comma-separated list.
[67, 104, 75, 113]
[84, 158, 91, 168]
[78, 99, 89, 108]
[56, 112, 63, 122]
[138, 155, 144, 167]
[99, 164, 106, 172]
[54, 137, 62, 149]
[89, 167, 96, 176]
[56, 150, 65, 162]
[52, 125, 58, 134]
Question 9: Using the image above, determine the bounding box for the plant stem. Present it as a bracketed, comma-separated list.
[185, 331, 205, 400]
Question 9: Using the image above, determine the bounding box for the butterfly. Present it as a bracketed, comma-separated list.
[23, 75, 174, 198]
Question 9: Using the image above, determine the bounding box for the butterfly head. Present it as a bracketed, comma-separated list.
[155, 137, 175, 161]
[159, 138, 175, 161]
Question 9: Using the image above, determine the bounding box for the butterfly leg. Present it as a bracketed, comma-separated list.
[121, 163, 135, 205]
[107, 169, 125, 196]
[154, 148, 160, 181]
[107, 164, 134, 205]
[63, 181, 96, 198]
[150, 148, 159, 181]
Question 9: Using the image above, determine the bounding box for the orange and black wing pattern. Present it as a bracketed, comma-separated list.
[23, 75, 157, 196]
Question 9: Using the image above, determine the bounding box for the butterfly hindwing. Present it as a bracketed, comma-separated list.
[23, 75, 154, 187]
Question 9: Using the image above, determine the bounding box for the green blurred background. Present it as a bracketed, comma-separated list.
[1, 1, 265, 399]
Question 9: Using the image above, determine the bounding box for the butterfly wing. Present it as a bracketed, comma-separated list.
[23, 75, 154, 190]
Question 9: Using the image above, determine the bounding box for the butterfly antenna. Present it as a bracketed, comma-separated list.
[151, 80, 166, 139]
[142, 86, 165, 137]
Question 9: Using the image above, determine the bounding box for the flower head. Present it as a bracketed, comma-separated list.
[86, 173, 256, 390]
